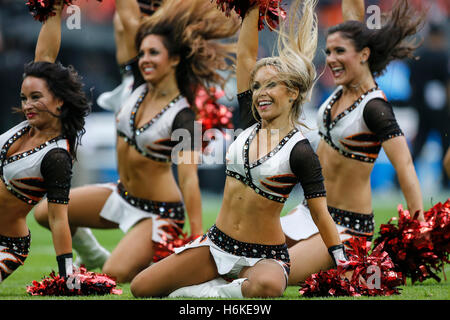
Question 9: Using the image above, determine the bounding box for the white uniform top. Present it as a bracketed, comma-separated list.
[115, 83, 191, 162]
[317, 86, 388, 163]
[225, 123, 307, 203]
[0, 121, 70, 205]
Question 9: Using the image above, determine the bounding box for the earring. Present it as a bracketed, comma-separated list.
[289, 98, 294, 103]
[57, 106, 62, 111]
[360, 60, 366, 64]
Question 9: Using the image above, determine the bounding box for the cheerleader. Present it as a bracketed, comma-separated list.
[34, 0, 238, 283]
[281, 0, 427, 285]
[96, 0, 163, 114]
[62, 0, 165, 273]
[0, 1, 90, 282]
[130, 0, 350, 298]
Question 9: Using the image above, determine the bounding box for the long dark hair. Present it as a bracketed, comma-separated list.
[135, 0, 238, 108]
[327, 0, 426, 77]
[22, 61, 91, 159]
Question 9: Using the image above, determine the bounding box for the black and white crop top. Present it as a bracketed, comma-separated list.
[0, 121, 72, 205]
[227, 90, 326, 203]
[115, 83, 196, 163]
[317, 86, 404, 163]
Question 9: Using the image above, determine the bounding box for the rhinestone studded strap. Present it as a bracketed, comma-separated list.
[226, 123, 299, 203]
[323, 87, 378, 131]
[207, 224, 290, 262]
[321, 86, 380, 163]
[117, 86, 184, 162]
[117, 182, 185, 224]
[0, 232, 31, 256]
[0, 125, 67, 205]
[328, 206, 374, 238]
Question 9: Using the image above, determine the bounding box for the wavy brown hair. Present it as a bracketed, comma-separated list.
[135, 0, 239, 107]
[22, 61, 91, 159]
[327, 0, 426, 77]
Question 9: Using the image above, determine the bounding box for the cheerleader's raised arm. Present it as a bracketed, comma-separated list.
[1, 0, 90, 283]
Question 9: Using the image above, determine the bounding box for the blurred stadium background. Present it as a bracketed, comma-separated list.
[0, 0, 449, 214]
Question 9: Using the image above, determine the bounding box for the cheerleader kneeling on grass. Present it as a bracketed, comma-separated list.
[281, 0, 427, 286]
[130, 0, 351, 299]
[0, 1, 89, 283]
[34, 0, 239, 283]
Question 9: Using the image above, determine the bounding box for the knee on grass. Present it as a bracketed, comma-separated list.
[130, 280, 147, 298]
[243, 276, 285, 298]
[102, 264, 135, 284]
[129, 277, 163, 298]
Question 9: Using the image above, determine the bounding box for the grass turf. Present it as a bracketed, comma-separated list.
[1, 195, 449, 300]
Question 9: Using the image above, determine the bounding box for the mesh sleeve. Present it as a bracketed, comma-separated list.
[172, 108, 197, 151]
[363, 98, 404, 142]
[40, 148, 73, 204]
[289, 140, 326, 199]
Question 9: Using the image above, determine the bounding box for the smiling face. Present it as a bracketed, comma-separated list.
[138, 34, 179, 85]
[251, 65, 298, 123]
[325, 32, 370, 87]
[20, 76, 62, 130]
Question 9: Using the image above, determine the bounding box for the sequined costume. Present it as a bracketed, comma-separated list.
[0, 121, 72, 205]
[282, 202, 375, 242]
[0, 121, 72, 282]
[97, 82, 195, 244]
[282, 85, 403, 242]
[175, 225, 291, 282]
[97, 182, 185, 242]
[175, 90, 327, 282]
[317, 85, 403, 163]
[115, 83, 195, 162]
[0, 233, 31, 283]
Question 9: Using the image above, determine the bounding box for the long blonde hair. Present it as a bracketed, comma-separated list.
[136, 0, 239, 108]
[250, 0, 318, 126]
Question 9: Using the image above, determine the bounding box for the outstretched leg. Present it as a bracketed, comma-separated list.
[130, 246, 219, 297]
[34, 185, 118, 230]
[34, 185, 117, 269]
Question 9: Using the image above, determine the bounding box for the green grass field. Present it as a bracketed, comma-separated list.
[1, 193, 449, 300]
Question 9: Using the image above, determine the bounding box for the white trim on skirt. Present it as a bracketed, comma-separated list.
[95, 183, 181, 244]
[174, 233, 290, 283]
[281, 203, 353, 242]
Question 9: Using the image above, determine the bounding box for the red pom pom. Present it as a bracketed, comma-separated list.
[195, 87, 234, 151]
[26, 0, 65, 22]
[373, 200, 450, 284]
[26, 267, 122, 296]
[299, 237, 403, 297]
[26, 0, 102, 22]
[152, 224, 200, 263]
[211, 0, 286, 30]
